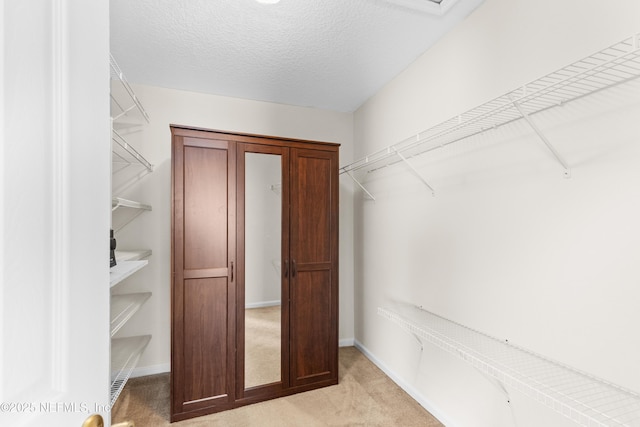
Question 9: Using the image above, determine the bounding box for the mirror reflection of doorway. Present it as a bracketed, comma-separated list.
[244, 152, 282, 389]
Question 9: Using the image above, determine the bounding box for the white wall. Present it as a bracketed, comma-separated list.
[111, 84, 355, 373]
[3, 1, 111, 425]
[353, 0, 640, 426]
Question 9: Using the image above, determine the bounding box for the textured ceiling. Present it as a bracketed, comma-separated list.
[110, 0, 484, 112]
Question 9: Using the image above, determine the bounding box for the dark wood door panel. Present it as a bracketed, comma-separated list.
[289, 147, 338, 388]
[183, 145, 228, 270]
[290, 150, 333, 264]
[183, 277, 229, 403]
[172, 129, 237, 421]
[290, 269, 333, 385]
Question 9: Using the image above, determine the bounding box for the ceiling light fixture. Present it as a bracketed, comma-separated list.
[383, 0, 458, 15]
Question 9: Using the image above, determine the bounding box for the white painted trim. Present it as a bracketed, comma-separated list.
[245, 300, 281, 309]
[353, 340, 457, 427]
[339, 338, 355, 347]
[381, 0, 459, 16]
[51, 0, 69, 394]
[130, 341, 357, 378]
[0, 0, 4, 403]
[439, 0, 460, 14]
[130, 363, 171, 379]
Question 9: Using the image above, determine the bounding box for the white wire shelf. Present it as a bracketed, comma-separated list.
[111, 292, 152, 337]
[111, 335, 151, 406]
[110, 260, 148, 288]
[110, 54, 153, 195]
[112, 129, 153, 173]
[112, 197, 152, 211]
[112, 197, 152, 232]
[112, 129, 154, 195]
[115, 249, 152, 262]
[379, 304, 640, 427]
[341, 33, 640, 185]
[110, 54, 150, 124]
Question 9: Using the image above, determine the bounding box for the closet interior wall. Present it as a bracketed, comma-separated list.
[109, 56, 154, 406]
[110, 84, 355, 378]
[352, 1, 640, 426]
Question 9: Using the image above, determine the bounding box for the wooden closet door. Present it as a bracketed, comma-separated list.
[289, 147, 339, 388]
[171, 134, 237, 421]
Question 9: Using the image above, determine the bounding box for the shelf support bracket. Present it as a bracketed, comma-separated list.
[511, 97, 571, 178]
[345, 170, 376, 201]
[393, 149, 436, 196]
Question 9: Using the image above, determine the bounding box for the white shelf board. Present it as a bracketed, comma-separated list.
[110, 292, 152, 337]
[110, 260, 148, 288]
[115, 249, 152, 262]
[379, 304, 640, 427]
[110, 335, 151, 406]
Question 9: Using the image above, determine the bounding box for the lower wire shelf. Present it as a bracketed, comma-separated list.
[111, 335, 151, 407]
[110, 293, 152, 337]
[379, 304, 640, 427]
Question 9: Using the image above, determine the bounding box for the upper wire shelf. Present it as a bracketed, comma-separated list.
[110, 54, 150, 124]
[110, 54, 153, 195]
[112, 128, 154, 195]
[112, 129, 153, 173]
[379, 304, 640, 427]
[112, 198, 152, 232]
[340, 33, 640, 178]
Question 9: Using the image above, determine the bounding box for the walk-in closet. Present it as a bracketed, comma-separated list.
[3, 1, 640, 426]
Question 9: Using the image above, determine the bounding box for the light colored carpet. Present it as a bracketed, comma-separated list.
[245, 305, 281, 388]
[112, 347, 443, 426]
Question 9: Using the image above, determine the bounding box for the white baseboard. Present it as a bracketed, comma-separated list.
[353, 340, 455, 427]
[130, 363, 170, 378]
[245, 300, 281, 309]
[128, 340, 454, 424]
[131, 339, 355, 378]
[339, 338, 355, 347]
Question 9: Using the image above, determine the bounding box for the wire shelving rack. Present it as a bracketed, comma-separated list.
[110, 55, 154, 195]
[341, 33, 640, 198]
[379, 304, 640, 426]
[110, 335, 152, 406]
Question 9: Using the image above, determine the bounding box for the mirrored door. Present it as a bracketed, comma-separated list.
[238, 143, 289, 394]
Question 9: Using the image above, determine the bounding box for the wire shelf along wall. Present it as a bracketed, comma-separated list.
[110, 54, 150, 124]
[110, 54, 154, 195]
[379, 304, 640, 427]
[341, 33, 640, 198]
[111, 198, 152, 232]
[112, 129, 154, 195]
[110, 335, 151, 406]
